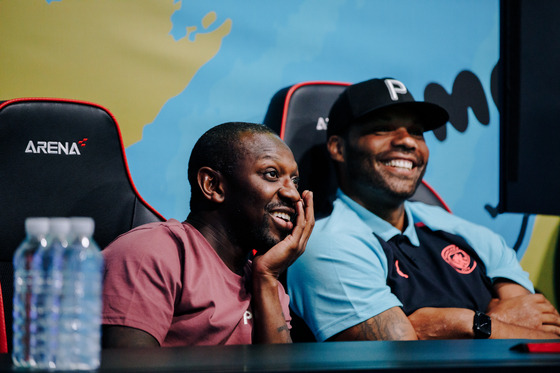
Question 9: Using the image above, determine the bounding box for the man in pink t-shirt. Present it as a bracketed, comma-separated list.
[101, 122, 314, 347]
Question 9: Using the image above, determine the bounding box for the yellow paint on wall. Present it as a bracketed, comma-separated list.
[0, 0, 232, 146]
[520, 215, 559, 307]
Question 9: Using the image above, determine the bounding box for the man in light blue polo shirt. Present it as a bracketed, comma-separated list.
[288, 78, 560, 341]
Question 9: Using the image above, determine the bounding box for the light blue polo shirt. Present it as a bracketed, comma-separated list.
[287, 189, 534, 341]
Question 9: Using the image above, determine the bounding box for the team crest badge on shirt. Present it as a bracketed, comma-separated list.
[441, 244, 477, 274]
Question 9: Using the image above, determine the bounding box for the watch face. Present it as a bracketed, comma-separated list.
[473, 311, 491, 339]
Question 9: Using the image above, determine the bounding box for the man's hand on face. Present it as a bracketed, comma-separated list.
[252, 190, 314, 281]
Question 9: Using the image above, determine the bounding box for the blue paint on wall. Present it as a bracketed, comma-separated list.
[126, 0, 533, 257]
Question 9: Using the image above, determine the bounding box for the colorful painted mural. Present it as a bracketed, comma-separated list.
[1, 0, 557, 305]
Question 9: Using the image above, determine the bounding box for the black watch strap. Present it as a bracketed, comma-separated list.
[473, 311, 491, 339]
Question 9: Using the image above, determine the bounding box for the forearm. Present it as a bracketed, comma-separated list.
[491, 318, 560, 339]
[409, 307, 560, 340]
[408, 308, 474, 339]
[329, 306, 418, 341]
[250, 191, 313, 344]
[251, 274, 292, 344]
[487, 282, 560, 337]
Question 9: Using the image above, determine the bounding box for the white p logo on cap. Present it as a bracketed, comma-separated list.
[385, 79, 407, 101]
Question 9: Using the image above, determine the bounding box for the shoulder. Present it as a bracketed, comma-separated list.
[407, 201, 455, 221]
[105, 219, 202, 247]
[407, 201, 520, 270]
[297, 202, 386, 271]
[311, 198, 372, 238]
[408, 201, 497, 237]
[102, 219, 207, 262]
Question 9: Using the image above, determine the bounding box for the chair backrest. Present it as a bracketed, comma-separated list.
[263, 81, 451, 342]
[0, 98, 166, 352]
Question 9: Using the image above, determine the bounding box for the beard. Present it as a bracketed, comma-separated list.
[230, 204, 291, 256]
[246, 214, 280, 255]
[345, 144, 426, 203]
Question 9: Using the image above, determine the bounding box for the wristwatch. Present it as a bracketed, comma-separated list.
[473, 311, 492, 339]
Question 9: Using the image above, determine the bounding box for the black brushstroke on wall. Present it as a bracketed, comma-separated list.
[424, 70, 490, 142]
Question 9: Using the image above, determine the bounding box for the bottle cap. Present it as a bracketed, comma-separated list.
[70, 217, 95, 236]
[49, 217, 71, 236]
[25, 217, 49, 236]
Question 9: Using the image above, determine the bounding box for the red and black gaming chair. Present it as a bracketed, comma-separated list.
[263, 81, 451, 341]
[0, 98, 166, 352]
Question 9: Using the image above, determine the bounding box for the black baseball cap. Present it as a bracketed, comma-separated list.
[327, 78, 449, 137]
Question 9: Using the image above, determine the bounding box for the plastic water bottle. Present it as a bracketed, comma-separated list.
[12, 217, 50, 368]
[57, 217, 103, 370]
[31, 217, 70, 370]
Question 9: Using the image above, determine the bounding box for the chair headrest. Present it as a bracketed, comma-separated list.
[0, 98, 164, 257]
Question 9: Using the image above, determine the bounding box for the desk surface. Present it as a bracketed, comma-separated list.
[0, 339, 559, 372]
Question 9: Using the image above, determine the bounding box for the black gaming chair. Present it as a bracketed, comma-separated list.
[263, 81, 451, 341]
[0, 98, 166, 352]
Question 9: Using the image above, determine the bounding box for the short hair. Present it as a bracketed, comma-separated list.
[187, 122, 278, 211]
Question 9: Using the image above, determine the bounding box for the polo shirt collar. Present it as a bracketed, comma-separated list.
[336, 189, 420, 246]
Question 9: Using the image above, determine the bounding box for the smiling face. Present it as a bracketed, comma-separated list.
[224, 132, 301, 254]
[336, 106, 429, 208]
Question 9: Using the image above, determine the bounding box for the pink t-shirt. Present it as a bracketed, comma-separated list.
[102, 219, 291, 346]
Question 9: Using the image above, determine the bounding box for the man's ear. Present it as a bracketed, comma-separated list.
[327, 135, 345, 163]
[197, 167, 225, 203]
